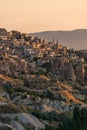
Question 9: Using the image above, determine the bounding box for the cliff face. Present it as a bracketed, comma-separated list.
[64, 63, 76, 82]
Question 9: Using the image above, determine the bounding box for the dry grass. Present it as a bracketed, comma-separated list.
[61, 90, 84, 105]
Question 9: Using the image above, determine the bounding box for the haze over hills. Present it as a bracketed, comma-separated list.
[30, 29, 87, 50]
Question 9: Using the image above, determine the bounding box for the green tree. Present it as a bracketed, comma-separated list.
[80, 108, 87, 127]
[73, 106, 81, 130]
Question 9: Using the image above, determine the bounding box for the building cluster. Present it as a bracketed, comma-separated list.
[0, 28, 87, 84]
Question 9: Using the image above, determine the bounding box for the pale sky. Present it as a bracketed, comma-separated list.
[0, 0, 87, 33]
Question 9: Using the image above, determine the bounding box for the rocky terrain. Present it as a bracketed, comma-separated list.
[0, 28, 87, 129]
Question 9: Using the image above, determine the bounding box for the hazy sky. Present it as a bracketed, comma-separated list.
[0, 0, 87, 33]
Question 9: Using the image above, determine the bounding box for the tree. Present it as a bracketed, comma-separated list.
[80, 108, 87, 127]
[73, 106, 80, 120]
[33, 57, 38, 67]
[73, 106, 81, 130]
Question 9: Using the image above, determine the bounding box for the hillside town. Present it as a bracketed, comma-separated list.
[0, 28, 87, 84]
[0, 28, 87, 130]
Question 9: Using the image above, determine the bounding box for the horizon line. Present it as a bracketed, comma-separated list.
[1, 28, 87, 34]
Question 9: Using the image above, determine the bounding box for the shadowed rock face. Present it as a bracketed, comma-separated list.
[6, 113, 44, 129]
[0, 113, 45, 130]
[0, 124, 12, 130]
[64, 63, 76, 81]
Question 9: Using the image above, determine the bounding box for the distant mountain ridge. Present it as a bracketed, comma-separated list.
[30, 29, 87, 50]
